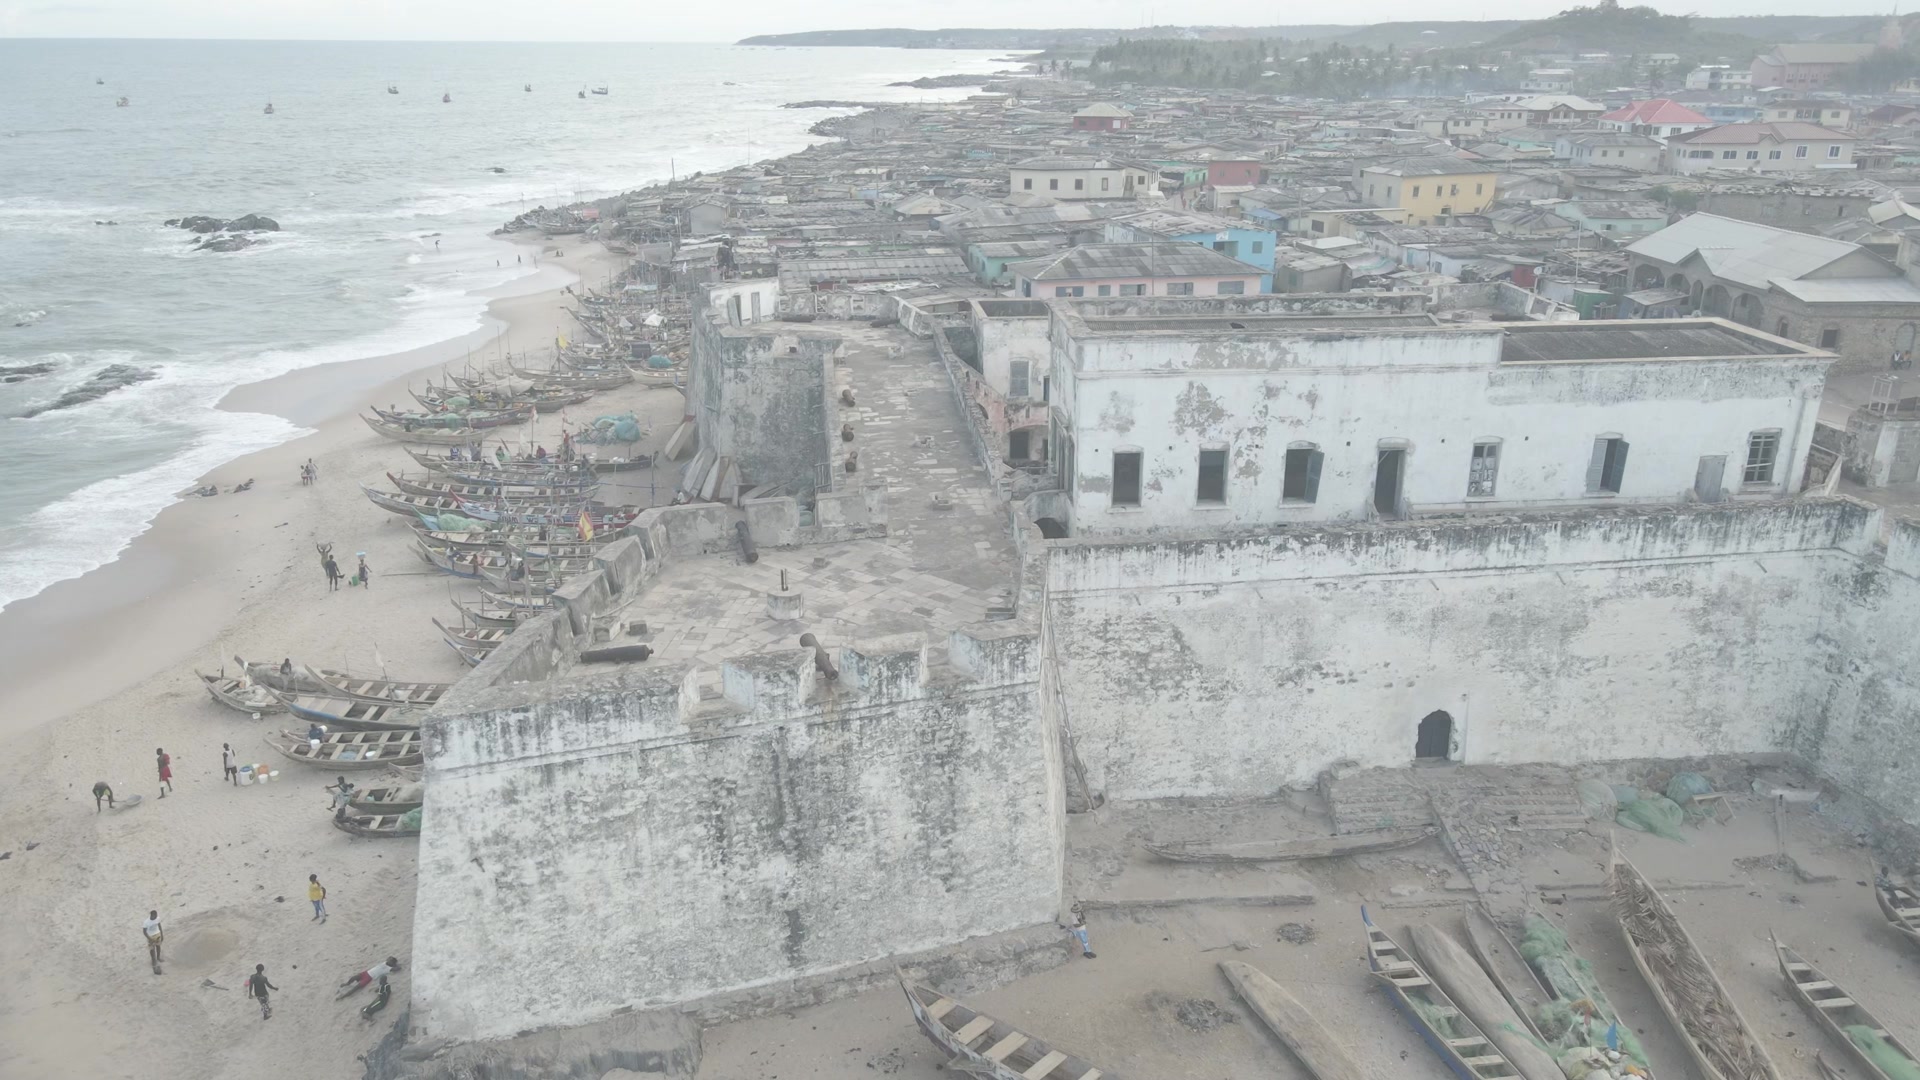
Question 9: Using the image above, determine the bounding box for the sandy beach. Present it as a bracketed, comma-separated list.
[0, 234, 653, 1080]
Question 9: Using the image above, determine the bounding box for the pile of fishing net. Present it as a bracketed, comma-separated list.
[1847, 1025, 1920, 1080]
[439, 395, 473, 411]
[1518, 916, 1650, 1070]
[580, 412, 643, 444]
[400, 807, 423, 832]
[418, 512, 490, 533]
[1664, 771, 1717, 820]
[644, 354, 675, 369]
[1611, 784, 1687, 841]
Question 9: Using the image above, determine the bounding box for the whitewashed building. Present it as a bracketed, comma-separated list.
[1007, 156, 1156, 201]
[1044, 301, 1832, 537]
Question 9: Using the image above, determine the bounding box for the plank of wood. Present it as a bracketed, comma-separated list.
[1021, 1051, 1067, 1079]
[952, 1015, 994, 1045]
[985, 1033, 1029, 1063]
[1799, 980, 1837, 991]
[1146, 826, 1434, 863]
[925, 998, 957, 1020]
[1816, 997, 1857, 1008]
[1220, 960, 1369, 1080]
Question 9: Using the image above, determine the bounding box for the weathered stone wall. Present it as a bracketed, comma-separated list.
[1045, 499, 1880, 799]
[1696, 189, 1878, 233]
[411, 630, 1062, 1045]
[688, 306, 839, 491]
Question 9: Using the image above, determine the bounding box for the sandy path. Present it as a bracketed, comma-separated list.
[0, 237, 639, 1080]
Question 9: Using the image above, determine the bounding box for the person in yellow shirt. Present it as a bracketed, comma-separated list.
[308, 874, 327, 923]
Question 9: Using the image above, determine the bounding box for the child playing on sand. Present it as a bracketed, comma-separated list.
[155, 748, 172, 797]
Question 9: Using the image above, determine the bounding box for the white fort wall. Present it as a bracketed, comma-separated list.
[411, 626, 1063, 1045]
[1045, 499, 1881, 800]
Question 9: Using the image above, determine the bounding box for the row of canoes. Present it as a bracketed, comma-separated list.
[898, 847, 1920, 1080]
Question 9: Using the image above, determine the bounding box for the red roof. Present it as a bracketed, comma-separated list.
[1600, 98, 1712, 126]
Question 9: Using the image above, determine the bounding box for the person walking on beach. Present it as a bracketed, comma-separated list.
[323, 555, 342, 591]
[309, 874, 328, 922]
[142, 910, 164, 973]
[246, 964, 278, 1019]
[222, 743, 238, 785]
[93, 780, 115, 812]
[155, 748, 172, 798]
[355, 553, 370, 589]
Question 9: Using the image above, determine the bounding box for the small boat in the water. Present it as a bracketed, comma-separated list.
[196, 670, 282, 715]
[264, 102, 274, 115]
[577, 88, 586, 99]
[334, 811, 420, 838]
[265, 728, 423, 769]
[387, 84, 399, 94]
[900, 975, 1120, 1080]
[442, 91, 451, 103]
[591, 86, 608, 95]
[523, 83, 532, 92]
[1776, 936, 1920, 1080]
[95, 76, 104, 85]
[347, 783, 424, 814]
[115, 96, 129, 107]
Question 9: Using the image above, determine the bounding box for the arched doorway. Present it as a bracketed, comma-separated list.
[1632, 264, 1664, 290]
[1035, 517, 1069, 539]
[1703, 284, 1731, 317]
[1415, 711, 1454, 761]
[1731, 293, 1762, 328]
[1666, 272, 1689, 297]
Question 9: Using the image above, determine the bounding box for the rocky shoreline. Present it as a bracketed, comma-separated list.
[164, 213, 281, 252]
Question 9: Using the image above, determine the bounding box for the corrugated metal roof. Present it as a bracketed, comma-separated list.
[1365, 155, 1494, 177]
[1770, 278, 1920, 303]
[1501, 324, 1785, 363]
[1626, 213, 1865, 290]
[1669, 122, 1856, 145]
[1011, 242, 1263, 281]
[1600, 99, 1712, 126]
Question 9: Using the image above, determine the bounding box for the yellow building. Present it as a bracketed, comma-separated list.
[1359, 157, 1499, 226]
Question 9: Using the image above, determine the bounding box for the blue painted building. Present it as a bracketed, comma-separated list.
[1100, 208, 1277, 292]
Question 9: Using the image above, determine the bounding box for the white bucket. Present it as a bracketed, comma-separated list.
[238, 765, 255, 786]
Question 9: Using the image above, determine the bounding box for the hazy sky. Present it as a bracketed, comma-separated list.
[0, 0, 1889, 40]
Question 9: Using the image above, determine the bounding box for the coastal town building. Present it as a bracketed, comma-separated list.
[1664, 123, 1858, 175]
[1007, 242, 1265, 299]
[1070, 102, 1133, 131]
[1625, 212, 1920, 372]
[1598, 98, 1714, 141]
[1763, 99, 1856, 129]
[1100, 207, 1278, 291]
[1554, 130, 1663, 171]
[1684, 64, 1753, 91]
[1750, 43, 1877, 90]
[1007, 156, 1157, 201]
[1359, 157, 1498, 225]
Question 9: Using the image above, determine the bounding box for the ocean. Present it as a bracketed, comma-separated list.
[0, 39, 1008, 612]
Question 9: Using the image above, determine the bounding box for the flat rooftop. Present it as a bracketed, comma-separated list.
[605, 321, 1021, 671]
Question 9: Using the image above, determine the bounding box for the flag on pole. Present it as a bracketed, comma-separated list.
[578, 508, 594, 542]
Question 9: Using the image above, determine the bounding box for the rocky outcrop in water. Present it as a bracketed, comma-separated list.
[18, 364, 157, 417]
[165, 214, 280, 233]
[0, 363, 56, 383]
[887, 74, 992, 88]
[195, 234, 258, 252]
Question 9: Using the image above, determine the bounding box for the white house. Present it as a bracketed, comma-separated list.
[1685, 65, 1753, 91]
[1044, 301, 1831, 537]
[1007, 157, 1156, 201]
[1665, 122, 1858, 175]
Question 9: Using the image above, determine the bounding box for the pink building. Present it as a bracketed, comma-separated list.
[1009, 242, 1264, 299]
[1206, 158, 1265, 187]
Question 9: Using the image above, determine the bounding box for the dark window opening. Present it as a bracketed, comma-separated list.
[1820, 327, 1841, 349]
[1744, 430, 1780, 484]
[1035, 516, 1069, 539]
[1197, 449, 1228, 504]
[1374, 448, 1405, 518]
[1416, 711, 1453, 760]
[1008, 429, 1031, 461]
[1283, 447, 1323, 503]
[1112, 451, 1142, 507]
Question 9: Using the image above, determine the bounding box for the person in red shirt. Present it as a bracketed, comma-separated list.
[155, 748, 173, 798]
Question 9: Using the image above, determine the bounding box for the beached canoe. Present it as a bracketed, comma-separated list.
[306, 666, 450, 708]
[433, 617, 510, 654]
[346, 783, 423, 814]
[1220, 960, 1366, 1080]
[1875, 879, 1920, 950]
[264, 728, 423, 769]
[1610, 845, 1779, 1080]
[1364, 907, 1522, 1080]
[265, 688, 421, 731]
[333, 811, 420, 838]
[387, 471, 594, 501]
[451, 595, 539, 630]
[196, 670, 283, 714]
[361, 483, 462, 518]
[1146, 826, 1434, 864]
[1776, 937, 1920, 1080]
[361, 413, 495, 446]
[899, 975, 1122, 1080]
[1460, 904, 1550, 1043]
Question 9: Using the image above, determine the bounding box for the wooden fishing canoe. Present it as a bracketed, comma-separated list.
[333, 812, 420, 838]
[196, 671, 282, 714]
[1147, 826, 1434, 864]
[1876, 880, 1920, 949]
[1776, 936, 1920, 1080]
[1220, 960, 1366, 1080]
[265, 688, 420, 731]
[347, 783, 424, 814]
[899, 975, 1121, 1080]
[264, 728, 422, 769]
[1364, 907, 1522, 1080]
[450, 596, 537, 630]
[1610, 844, 1779, 1080]
[361, 413, 497, 446]
[307, 666, 450, 708]
[1460, 904, 1549, 1042]
[433, 617, 509, 653]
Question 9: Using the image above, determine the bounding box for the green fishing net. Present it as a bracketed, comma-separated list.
[1846, 1025, 1920, 1080]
